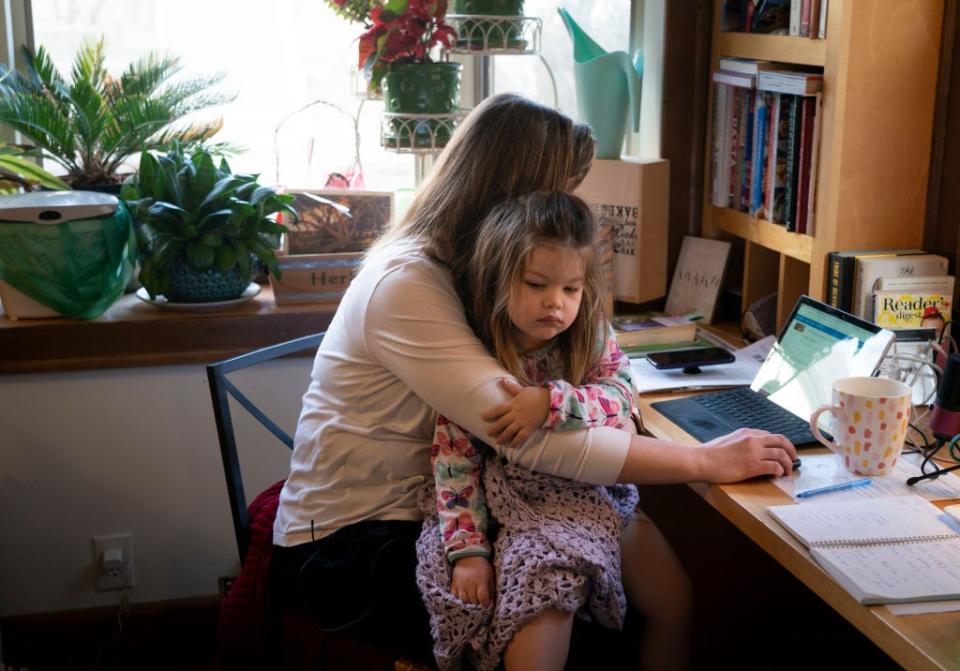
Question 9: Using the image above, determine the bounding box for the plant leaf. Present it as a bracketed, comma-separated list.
[0, 153, 70, 189]
[214, 244, 237, 274]
[186, 241, 215, 270]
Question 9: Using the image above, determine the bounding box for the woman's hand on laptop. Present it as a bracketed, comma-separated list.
[702, 428, 798, 482]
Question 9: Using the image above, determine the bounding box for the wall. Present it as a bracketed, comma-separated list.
[0, 358, 312, 616]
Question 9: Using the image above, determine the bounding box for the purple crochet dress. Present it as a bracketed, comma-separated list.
[416, 460, 638, 670]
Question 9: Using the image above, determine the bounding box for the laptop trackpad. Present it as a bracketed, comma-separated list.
[650, 397, 738, 443]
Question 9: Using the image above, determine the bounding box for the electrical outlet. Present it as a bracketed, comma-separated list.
[92, 533, 135, 591]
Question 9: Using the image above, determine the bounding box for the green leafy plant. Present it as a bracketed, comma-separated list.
[0, 38, 234, 188]
[324, 0, 383, 24]
[0, 144, 70, 191]
[122, 145, 295, 299]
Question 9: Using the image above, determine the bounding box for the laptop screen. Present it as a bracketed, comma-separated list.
[751, 296, 896, 427]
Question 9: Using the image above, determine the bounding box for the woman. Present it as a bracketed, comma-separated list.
[271, 93, 797, 669]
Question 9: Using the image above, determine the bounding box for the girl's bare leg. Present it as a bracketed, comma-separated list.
[621, 514, 693, 671]
[502, 608, 575, 671]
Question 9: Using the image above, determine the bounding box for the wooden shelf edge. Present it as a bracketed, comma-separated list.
[710, 206, 813, 263]
[0, 286, 335, 374]
[720, 32, 826, 67]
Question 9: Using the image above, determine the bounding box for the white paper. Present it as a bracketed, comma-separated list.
[631, 335, 774, 394]
[887, 599, 960, 615]
[773, 452, 960, 502]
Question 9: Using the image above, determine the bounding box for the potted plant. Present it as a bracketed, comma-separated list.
[451, 0, 525, 49]
[122, 145, 295, 303]
[0, 38, 233, 190]
[356, 0, 462, 148]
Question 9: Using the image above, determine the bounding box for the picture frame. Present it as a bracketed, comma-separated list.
[281, 189, 394, 255]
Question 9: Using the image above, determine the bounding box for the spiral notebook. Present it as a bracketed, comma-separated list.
[767, 496, 960, 604]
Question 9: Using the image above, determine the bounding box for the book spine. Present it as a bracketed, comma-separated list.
[804, 93, 823, 235]
[729, 91, 743, 207]
[826, 252, 863, 312]
[761, 92, 779, 221]
[818, 0, 828, 38]
[758, 76, 824, 96]
[711, 84, 728, 207]
[750, 93, 767, 216]
[878, 275, 955, 293]
[799, 0, 812, 37]
[739, 89, 754, 212]
[838, 255, 856, 312]
[750, 0, 768, 32]
[763, 93, 780, 221]
[783, 95, 800, 232]
[743, 0, 756, 31]
[789, 0, 801, 36]
[720, 85, 734, 207]
[795, 96, 815, 234]
[772, 94, 793, 225]
[827, 251, 841, 308]
[712, 71, 755, 88]
[808, 0, 821, 39]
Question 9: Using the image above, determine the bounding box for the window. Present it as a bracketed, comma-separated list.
[27, 1, 654, 189]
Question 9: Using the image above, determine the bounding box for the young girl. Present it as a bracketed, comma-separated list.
[417, 191, 692, 671]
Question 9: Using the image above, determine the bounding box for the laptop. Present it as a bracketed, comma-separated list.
[651, 296, 897, 446]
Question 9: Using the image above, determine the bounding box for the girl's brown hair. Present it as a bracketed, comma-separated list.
[374, 94, 595, 286]
[468, 191, 604, 386]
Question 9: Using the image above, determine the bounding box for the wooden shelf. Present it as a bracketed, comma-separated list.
[705, 0, 943, 330]
[719, 32, 826, 66]
[710, 206, 813, 263]
[0, 284, 336, 374]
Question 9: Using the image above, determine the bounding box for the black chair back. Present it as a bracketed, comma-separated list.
[206, 332, 324, 561]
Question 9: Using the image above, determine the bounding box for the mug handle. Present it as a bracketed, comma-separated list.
[809, 404, 842, 453]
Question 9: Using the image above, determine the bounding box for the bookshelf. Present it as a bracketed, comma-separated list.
[703, 0, 944, 331]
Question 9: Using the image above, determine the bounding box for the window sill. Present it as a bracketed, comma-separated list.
[0, 284, 335, 375]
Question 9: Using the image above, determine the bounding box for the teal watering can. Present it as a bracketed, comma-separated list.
[558, 7, 643, 159]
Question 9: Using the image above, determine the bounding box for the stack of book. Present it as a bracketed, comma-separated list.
[826, 249, 951, 325]
[722, 0, 829, 40]
[611, 312, 706, 358]
[710, 58, 823, 234]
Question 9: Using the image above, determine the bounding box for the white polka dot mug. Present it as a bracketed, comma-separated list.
[809, 376, 913, 476]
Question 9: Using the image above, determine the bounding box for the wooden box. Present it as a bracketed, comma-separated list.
[575, 157, 670, 304]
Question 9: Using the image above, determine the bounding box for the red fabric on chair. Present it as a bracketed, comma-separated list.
[217, 479, 285, 670]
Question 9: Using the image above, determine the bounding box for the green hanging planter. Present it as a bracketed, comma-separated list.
[453, 0, 525, 49]
[382, 62, 463, 149]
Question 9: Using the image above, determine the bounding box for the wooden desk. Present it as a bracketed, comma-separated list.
[638, 392, 960, 671]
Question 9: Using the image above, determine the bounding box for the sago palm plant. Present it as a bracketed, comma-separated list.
[0, 38, 234, 188]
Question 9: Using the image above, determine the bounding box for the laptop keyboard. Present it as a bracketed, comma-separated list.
[691, 387, 814, 443]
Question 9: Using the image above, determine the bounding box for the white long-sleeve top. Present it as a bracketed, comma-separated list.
[273, 240, 632, 547]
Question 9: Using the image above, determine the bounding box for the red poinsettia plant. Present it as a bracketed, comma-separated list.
[359, 0, 457, 91]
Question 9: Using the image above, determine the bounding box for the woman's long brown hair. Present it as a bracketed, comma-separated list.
[373, 94, 595, 293]
[468, 192, 603, 386]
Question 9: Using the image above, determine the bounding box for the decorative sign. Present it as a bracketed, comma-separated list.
[283, 189, 393, 255]
[270, 252, 362, 305]
[665, 236, 732, 324]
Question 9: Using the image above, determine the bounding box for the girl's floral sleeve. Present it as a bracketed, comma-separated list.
[544, 324, 636, 431]
[431, 415, 491, 564]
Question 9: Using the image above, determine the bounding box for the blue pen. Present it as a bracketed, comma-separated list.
[796, 478, 871, 499]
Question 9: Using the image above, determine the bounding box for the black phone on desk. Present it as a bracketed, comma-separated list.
[645, 346, 735, 373]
